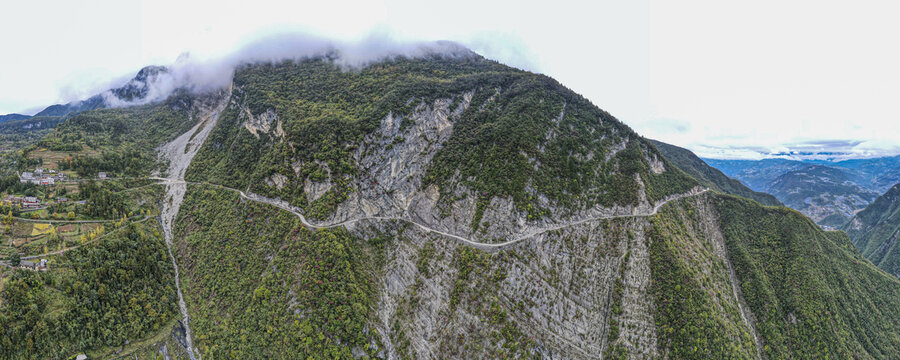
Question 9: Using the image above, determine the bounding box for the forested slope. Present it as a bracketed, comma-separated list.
[650, 140, 781, 206]
[845, 182, 900, 278]
[4, 50, 900, 359]
[0, 223, 177, 359]
[716, 195, 900, 358]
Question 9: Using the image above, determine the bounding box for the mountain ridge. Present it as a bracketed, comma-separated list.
[3, 52, 900, 359]
[767, 164, 879, 227]
[650, 140, 781, 206]
[844, 182, 900, 278]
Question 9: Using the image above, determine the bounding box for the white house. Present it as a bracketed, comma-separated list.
[23, 197, 39, 208]
[98, 172, 107, 179]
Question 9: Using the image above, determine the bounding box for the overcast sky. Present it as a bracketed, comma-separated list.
[1, 0, 899, 159]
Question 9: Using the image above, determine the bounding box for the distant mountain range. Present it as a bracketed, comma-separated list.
[705, 157, 900, 227]
[767, 165, 879, 227]
[0, 66, 165, 133]
[0, 113, 31, 124]
[7, 53, 900, 358]
[650, 140, 781, 206]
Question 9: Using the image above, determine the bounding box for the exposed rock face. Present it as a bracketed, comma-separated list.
[338, 191, 762, 360]
[240, 107, 285, 139]
[331, 93, 474, 226]
[303, 176, 332, 202]
[304, 92, 691, 251]
[169, 85, 767, 359]
[172, 88, 736, 358]
[648, 154, 666, 175]
[614, 223, 658, 359]
[265, 173, 289, 190]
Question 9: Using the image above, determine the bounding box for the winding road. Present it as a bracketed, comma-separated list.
[151, 177, 708, 250]
[8, 178, 708, 261]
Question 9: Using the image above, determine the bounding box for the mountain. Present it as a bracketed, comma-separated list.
[705, 158, 891, 227]
[0, 65, 170, 140]
[0, 116, 64, 133]
[4, 50, 900, 359]
[768, 165, 879, 228]
[707, 156, 900, 195]
[0, 113, 30, 124]
[109, 65, 169, 102]
[650, 140, 781, 206]
[703, 158, 808, 192]
[32, 95, 106, 118]
[844, 182, 900, 278]
[831, 156, 900, 193]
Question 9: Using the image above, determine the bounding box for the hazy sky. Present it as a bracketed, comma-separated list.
[1, 0, 899, 159]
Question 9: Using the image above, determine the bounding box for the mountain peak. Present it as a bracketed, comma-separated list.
[134, 65, 169, 82]
[108, 65, 172, 103]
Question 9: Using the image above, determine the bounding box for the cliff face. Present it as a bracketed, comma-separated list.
[18, 54, 900, 359]
[165, 57, 900, 359]
[174, 185, 764, 359]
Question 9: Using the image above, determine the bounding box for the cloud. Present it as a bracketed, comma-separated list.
[98, 31, 477, 108]
[465, 32, 542, 73]
[688, 138, 900, 161]
[636, 117, 691, 136]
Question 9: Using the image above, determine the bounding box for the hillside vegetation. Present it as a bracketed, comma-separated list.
[716, 195, 900, 358]
[187, 56, 696, 222]
[650, 140, 780, 206]
[3, 52, 900, 359]
[844, 182, 900, 278]
[0, 222, 177, 359]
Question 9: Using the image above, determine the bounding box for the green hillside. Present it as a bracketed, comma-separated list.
[2, 52, 900, 359]
[716, 195, 900, 358]
[0, 222, 177, 359]
[844, 182, 900, 278]
[650, 139, 781, 206]
[186, 56, 697, 221]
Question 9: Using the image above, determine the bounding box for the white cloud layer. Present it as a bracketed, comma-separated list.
[1, 0, 899, 159]
[99, 33, 473, 107]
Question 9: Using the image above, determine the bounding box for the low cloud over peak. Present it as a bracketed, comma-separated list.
[97, 32, 477, 108]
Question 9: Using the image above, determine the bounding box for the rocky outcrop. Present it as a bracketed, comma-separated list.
[240, 107, 285, 139]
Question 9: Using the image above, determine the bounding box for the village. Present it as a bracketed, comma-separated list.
[0, 149, 168, 360]
[6, 168, 108, 209]
[18, 166, 71, 186]
[0, 163, 156, 272]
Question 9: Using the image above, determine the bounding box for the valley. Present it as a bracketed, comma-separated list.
[705, 157, 900, 228]
[1, 49, 900, 360]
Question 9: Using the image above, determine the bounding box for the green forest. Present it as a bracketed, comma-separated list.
[173, 186, 385, 359]
[186, 57, 696, 224]
[0, 222, 176, 359]
[715, 195, 900, 359]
